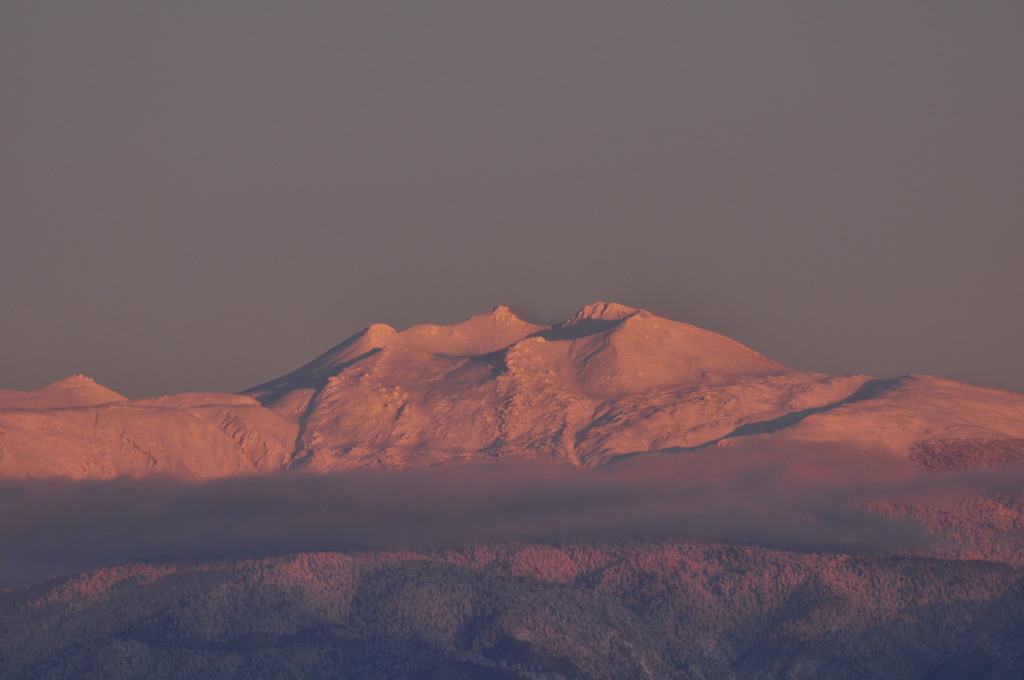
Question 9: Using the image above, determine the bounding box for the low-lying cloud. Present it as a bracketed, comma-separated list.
[4, 442, 1024, 588]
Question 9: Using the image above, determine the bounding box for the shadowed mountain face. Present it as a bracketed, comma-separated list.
[4, 302, 1024, 479]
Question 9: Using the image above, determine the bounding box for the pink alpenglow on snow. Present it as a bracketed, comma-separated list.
[2, 303, 1024, 480]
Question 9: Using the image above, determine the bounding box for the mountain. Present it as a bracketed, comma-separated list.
[3, 302, 1024, 479]
[244, 301, 803, 471]
[6, 303, 1024, 679]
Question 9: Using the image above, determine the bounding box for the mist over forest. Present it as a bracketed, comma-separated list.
[7, 444, 1024, 589]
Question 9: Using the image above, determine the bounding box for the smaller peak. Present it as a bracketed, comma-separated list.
[361, 323, 399, 346]
[399, 306, 543, 356]
[59, 374, 96, 384]
[0, 374, 126, 409]
[487, 304, 523, 323]
[567, 302, 638, 324]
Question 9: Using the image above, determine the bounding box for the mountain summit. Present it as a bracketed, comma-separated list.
[2, 303, 1024, 479]
[566, 301, 637, 322]
[238, 302, 802, 470]
[240, 303, 1024, 472]
[247, 301, 787, 404]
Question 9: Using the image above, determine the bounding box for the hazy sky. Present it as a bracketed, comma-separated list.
[3, 2, 1022, 397]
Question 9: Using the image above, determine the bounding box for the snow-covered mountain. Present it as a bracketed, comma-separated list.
[3, 302, 1024, 479]
[7, 303, 1024, 679]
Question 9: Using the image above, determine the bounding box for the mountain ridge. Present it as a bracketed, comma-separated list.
[2, 302, 1023, 479]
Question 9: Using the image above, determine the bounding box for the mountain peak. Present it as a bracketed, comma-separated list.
[487, 304, 522, 323]
[398, 306, 543, 356]
[567, 302, 638, 323]
[55, 374, 97, 386]
[0, 375, 126, 410]
[361, 323, 399, 347]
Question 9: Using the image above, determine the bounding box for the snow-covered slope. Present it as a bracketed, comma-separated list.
[245, 302, 1024, 472]
[0, 389, 296, 479]
[242, 302, 801, 470]
[3, 302, 1024, 479]
[743, 374, 1024, 456]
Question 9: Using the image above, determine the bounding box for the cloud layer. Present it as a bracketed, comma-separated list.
[4, 443, 1024, 588]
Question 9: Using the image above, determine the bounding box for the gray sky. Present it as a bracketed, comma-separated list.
[3, 2, 1022, 398]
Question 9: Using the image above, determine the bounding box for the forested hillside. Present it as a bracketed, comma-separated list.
[4, 542, 1024, 680]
